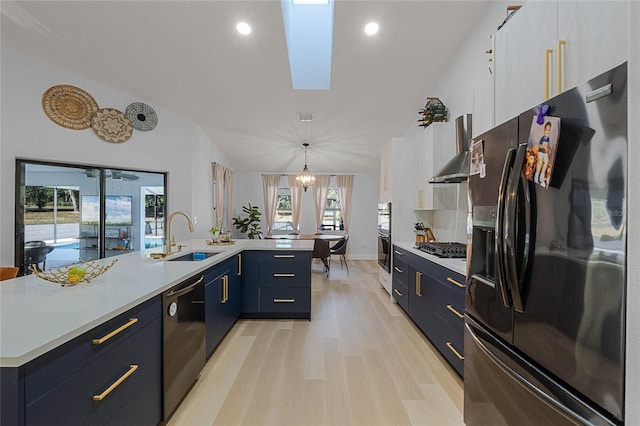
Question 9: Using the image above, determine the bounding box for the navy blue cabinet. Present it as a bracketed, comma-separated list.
[205, 254, 242, 357]
[241, 251, 311, 319]
[392, 247, 410, 312]
[392, 245, 466, 377]
[4, 297, 163, 426]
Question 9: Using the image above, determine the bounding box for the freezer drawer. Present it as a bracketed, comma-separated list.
[464, 316, 618, 426]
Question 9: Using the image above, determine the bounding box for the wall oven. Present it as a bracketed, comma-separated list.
[377, 203, 391, 272]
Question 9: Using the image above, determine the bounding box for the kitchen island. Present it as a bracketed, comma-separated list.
[0, 238, 313, 425]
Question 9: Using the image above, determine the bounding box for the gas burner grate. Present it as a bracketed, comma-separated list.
[416, 242, 467, 258]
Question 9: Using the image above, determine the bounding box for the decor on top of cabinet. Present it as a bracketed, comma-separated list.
[417, 97, 448, 128]
[91, 108, 133, 143]
[125, 102, 158, 131]
[30, 258, 118, 286]
[232, 203, 263, 239]
[42, 84, 99, 130]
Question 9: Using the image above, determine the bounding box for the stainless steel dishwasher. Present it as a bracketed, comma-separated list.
[163, 273, 205, 420]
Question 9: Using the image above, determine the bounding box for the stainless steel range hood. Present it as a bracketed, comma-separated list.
[429, 114, 472, 183]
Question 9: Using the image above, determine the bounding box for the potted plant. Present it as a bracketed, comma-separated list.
[233, 203, 263, 239]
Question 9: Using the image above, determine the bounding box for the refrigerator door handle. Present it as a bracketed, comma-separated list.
[495, 148, 516, 308]
[504, 143, 528, 313]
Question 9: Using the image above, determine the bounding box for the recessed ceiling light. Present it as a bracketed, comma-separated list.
[364, 22, 379, 36]
[236, 22, 251, 35]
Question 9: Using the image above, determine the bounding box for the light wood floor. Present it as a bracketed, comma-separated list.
[168, 260, 464, 426]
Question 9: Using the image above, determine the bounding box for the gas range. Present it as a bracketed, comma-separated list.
[415, 242, 467, 258]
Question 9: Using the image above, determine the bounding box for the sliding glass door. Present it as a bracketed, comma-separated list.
[15, 160, 166, 275]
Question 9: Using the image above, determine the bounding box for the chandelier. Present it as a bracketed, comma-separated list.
[295, 143, 316, 192]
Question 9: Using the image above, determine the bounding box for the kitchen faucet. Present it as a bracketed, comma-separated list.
[165, 211, 194, 256]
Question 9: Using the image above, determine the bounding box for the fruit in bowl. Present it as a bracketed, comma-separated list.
[67, 265, 87, 283]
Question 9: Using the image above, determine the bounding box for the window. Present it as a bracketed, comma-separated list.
[322, 188, 342, 230]
[15, 160, 166, 275]
[273, 188, 294, 231]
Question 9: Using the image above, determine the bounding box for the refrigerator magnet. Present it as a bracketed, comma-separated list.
[470, 139, 485, 178]
[524, 116, 560, 188]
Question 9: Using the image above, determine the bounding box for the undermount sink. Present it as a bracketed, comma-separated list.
[167, 251, 219, 261]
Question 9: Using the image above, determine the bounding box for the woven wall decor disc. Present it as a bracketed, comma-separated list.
[42, 85, 99, 130]
[125, 102, 158, 131]
[91, 108, 133, 143]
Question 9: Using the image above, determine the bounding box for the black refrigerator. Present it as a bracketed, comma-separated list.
[464, 62, 627, 425]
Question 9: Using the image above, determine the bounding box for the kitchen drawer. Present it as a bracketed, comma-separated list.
[26, 317, 162, 426]
[24, 296, 161, 404]
[259, 287, 310, 313]
[435, 280, 465, 336]
[425, 260, 466, 292]
[257, 252, 311, 263]
[430, 315, 464, 377]
[259, 262, 310, 287]
[392, 279, 409, 313]
[392, 256, 409, 287]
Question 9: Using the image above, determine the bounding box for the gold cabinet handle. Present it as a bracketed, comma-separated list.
[274, 298, 295, 303]
[446, 342, 464, 360]
[447, 277, 465, 288]
[557, 40, 566, 94]
[237, 253, 242, 276]
[393, 288, 403, 297]
[545, 48, 554, 100]
[394, 250, 403, 256]
[92, 318, 138, 345]
[416, 271, 422, 296]
[446, 304, 464, 319]
[92, 365, 138, 401]
[273, 255, 295, 258]
[393, 267, 403, 273]
[221, 275, 228, 303]
[273, 273, 295, 277]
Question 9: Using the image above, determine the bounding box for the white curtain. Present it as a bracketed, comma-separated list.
[262, 174, 281, 233]
[312, 175, 330, 232]
[336, 175, 354, 231]
[224, 167, 234, 229]
[212, 162, 233, 230]
[287, 175, 303, 232]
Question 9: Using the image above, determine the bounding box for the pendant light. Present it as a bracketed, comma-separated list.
[295, 143, 316, 192]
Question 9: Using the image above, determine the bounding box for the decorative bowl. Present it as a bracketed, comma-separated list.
[30, 258, 118, 286]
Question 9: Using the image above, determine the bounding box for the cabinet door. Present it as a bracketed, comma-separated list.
[205, 265, 229, 357]
[557, 1, 628, 92]
[494, 1, 558, 124]
[408, 263, 437, 337]
[241, 252, 260, 313]
[380, 141, 392, 203]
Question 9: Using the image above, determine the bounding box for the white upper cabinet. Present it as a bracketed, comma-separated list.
[494, 1, 558, 125]
[557, 1, 628, 92]
[494, 1, 630, 125]
[380, 140, 392, 203]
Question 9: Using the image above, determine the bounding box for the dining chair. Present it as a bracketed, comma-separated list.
[330, 235, 349, 272]
[312, 238, 330, 277]
[0, 267, 19, 281]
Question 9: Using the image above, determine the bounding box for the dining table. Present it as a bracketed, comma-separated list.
[264, 233, 346, 241]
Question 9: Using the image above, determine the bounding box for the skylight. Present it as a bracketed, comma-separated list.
[281, 0, 334, 90]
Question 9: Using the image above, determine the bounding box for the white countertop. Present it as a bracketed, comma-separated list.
[393, 241, 468, 276]
[0, 239, 313, 367]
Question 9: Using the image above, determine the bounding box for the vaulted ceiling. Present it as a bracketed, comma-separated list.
[1, 1, 487, 173]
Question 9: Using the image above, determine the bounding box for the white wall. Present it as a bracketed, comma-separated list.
[398, 1, 511, 244]
[233, 172, 378, 260]
[0, 48, 233, 265]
